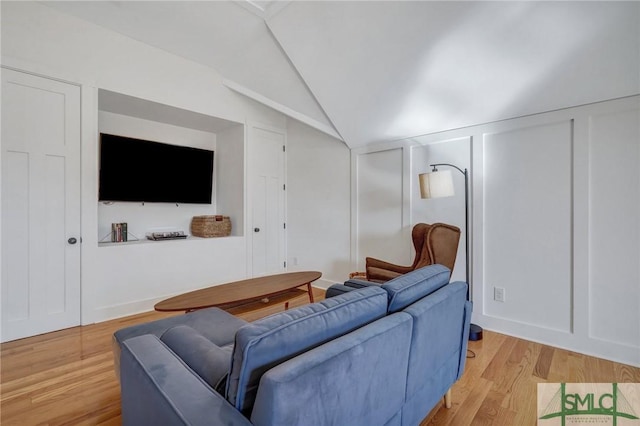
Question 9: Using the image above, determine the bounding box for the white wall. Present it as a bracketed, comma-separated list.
[1, 1, 288, 323]
[353, 96, 640, 366]
[216, 125, 246, 237]
[352, 147, 409, 271]
[286, 119, 351, 287]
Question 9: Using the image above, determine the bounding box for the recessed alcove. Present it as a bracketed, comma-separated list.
[97, 89, 245, 245]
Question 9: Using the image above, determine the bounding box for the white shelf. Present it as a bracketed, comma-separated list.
[97, 235, 242, 247]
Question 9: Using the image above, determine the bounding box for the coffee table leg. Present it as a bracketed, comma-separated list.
[307, 282, 314, 303]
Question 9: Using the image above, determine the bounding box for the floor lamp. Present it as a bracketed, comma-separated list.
[418, 163, 483, 341]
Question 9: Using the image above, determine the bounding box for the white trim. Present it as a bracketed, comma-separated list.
[234, 1, 292, 20]
[2, 56, 90, 87]
[80, 85, 99, 325]
[1, 62, 82, 88]
[223, 78, 343, 142]
[91, 296, 170, 324]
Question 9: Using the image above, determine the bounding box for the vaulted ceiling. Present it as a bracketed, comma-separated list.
[45, 1, 639, 148]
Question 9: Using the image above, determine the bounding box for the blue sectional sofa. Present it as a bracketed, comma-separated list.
[114, 264, 472, 426]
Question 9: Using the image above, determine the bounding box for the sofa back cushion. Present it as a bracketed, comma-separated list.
[382, 264, 451, 313]
[250, 312, 413, 426]
[226, 285, 388, 415]
[401, 281, 470, 426]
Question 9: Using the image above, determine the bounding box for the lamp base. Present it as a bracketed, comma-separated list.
[469, 323, 483, 341]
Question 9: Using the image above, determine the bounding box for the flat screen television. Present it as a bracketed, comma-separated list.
[99, 133, 214, 204]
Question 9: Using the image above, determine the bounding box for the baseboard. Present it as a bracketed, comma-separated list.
[88, 278, 339, 324]
[311, 278, 339, 290]
[86, 296, 168, 324]
[476, 315, 640, 368]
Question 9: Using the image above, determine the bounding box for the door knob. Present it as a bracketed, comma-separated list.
[254, 228, 260, 233]
[68, 237, 78, 244]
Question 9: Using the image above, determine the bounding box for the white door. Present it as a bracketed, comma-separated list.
[249, 125, 286, 277]
[1, 69, 81, 342]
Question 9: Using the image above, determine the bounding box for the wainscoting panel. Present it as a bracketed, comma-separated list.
[482, 119, 573, 333]
[351, 96, 640, 366]
[587, 105, 640, 348]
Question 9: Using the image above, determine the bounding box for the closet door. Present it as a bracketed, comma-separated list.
[248, 124, 286, 277]
[1, 68, 81, 341]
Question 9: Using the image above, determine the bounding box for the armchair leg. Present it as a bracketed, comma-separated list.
[444, 389, 452, 409]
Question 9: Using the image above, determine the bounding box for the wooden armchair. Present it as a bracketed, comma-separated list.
[365, 223, 461, 283]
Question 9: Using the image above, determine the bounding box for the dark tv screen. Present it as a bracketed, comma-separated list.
[99, 133, 214, 204]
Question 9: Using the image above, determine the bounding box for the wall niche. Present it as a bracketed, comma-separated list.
[97, 89, 245, 244]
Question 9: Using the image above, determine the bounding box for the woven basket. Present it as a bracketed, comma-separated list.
[191, 215, 232, 238]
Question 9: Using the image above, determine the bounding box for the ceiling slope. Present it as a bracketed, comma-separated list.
[44, 0, 337, 136]
[268, 1, 640, 147]
[43, 1, 639, 148]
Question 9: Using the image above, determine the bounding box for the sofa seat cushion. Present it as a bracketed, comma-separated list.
[161, 325, 233, 394]
[382, 264, 451, 313]
[226, 285, 388, 415]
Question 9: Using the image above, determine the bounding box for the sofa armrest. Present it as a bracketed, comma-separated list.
[120, 334, 251, 426]
[458, 298, 473, 380]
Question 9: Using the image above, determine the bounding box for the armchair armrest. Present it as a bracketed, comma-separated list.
[365, 257, 414, 280]
[120, 334, 251, 426]
[344, 279, 378, 289]
[326, 279, 381, 298]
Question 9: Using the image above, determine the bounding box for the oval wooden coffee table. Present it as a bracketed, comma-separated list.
[154, 271, 322, 313]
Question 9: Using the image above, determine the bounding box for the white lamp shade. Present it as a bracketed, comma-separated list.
[419, 170, 455, 199]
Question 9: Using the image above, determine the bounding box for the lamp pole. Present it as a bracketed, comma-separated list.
[429, 163, 469, 290]
[428, 163, 482, 341]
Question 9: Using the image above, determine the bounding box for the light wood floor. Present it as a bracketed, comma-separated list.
[2, 288, 639, 425]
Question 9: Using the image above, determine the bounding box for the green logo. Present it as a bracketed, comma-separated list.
[538, 383, 640, 426]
